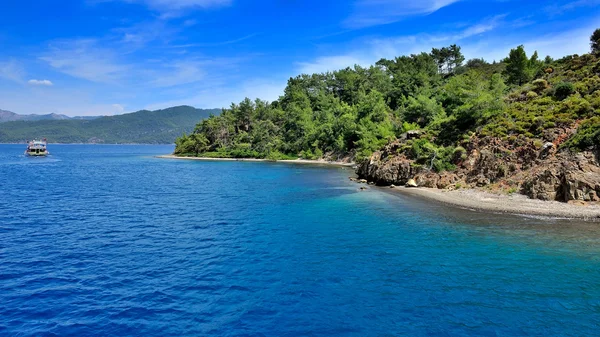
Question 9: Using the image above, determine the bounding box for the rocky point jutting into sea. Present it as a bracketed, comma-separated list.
[357, 130, 600, 203]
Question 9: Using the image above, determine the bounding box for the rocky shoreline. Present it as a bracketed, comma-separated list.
[159, 153, 600, 220]
[368, 183, 600, 221]
[356, 135, 600, 204]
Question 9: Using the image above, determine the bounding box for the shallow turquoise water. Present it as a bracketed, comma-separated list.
[1, 144, 599, 336]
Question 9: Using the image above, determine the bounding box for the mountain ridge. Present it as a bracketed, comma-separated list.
[0, 109, 101, 123]
[0, 105, 220, 144]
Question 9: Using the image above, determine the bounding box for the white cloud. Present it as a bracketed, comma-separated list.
[0, 59, 25, 83]
[114, 0, 231, 16]
[463, 24, 597, 62]
[297, 55, 371, 75]
[299, 17, 597, 75]
[28, 79, 54, 86]
[544, 0, 600, 16]
[111, 103, 125, 115]
[0, 86, 128, 116]
[40, 39, 131, 84]
[39, 36, 243, 90]
[148, 61, 206, 87]
[143, 77, 287, 110]
[452, 15, 506, 40]
[344, 0, 461, 29]
[299, 17, 503, 74]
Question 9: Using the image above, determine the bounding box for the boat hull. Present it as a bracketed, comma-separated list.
[25, 150, 49, 156]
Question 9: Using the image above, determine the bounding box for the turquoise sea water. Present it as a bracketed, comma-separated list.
[1, 144, 599, 336]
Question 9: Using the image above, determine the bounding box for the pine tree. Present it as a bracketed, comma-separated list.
[591, 28, 600, 54]
[504, 45, 529, 85]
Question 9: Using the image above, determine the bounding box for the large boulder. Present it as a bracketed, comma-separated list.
[406, 179, 418, 187]
[521, 168, 562, 201]
[356, 141, 423, 185]
[522, 151, 600, 201]
[561, 152, 600, 201]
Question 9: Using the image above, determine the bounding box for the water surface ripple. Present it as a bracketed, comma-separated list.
[1, 144, 599, 336]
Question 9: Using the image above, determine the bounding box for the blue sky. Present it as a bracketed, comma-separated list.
[0, 0, 599, 116]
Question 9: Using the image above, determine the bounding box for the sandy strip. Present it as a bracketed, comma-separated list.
[155, 154, 356, 167]
[385, 186, 600, 221]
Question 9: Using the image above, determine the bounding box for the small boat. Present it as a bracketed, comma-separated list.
[25, 139, 49, 156]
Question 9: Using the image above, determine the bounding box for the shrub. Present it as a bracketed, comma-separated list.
[314, 148, 324, 159]
[453, 146, 467, 162]
[554, 82, 575, 100]
[401, 121, 420, 133]
[526, 91, 538, 100]
[532, 79, 548, 93]
[562, 117, 600, 151]
[300, 149, 315, 159]
[409, 139, 456, 172]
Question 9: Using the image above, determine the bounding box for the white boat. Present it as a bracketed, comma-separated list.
[25, 139, 49, 156]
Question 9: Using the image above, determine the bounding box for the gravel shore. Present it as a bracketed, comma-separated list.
[387, 186, 600, 221]
[155, 154, 356, 167]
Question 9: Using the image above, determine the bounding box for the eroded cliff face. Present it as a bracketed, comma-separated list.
[357, 133, 600, 203]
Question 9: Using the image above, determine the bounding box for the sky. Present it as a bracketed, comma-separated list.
[0, 0, 599, 116]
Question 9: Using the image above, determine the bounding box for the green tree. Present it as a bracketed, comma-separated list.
[431, 45, 464, 74]
[465, 58, 489, 69]
[448, 44, 465, 73]
[403, 94, 446, 127]
[591, 28, 600, 54]
[504, 45, 530, 85]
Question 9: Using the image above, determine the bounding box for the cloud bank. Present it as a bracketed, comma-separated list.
[28, 79, 54, 86]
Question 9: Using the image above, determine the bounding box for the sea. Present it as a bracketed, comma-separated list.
[1, 144, 599, 336]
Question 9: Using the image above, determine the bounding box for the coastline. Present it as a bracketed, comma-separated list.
[384, 186, 600, 221]
[156, 154, 600, 221]
[155, 154, 356, 167]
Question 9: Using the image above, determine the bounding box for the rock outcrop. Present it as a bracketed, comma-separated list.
[356, 133, 600, 203]
[355, 142, 422, 186]
[522, 151, 600, 202]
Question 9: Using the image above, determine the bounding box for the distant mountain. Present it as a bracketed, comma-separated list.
[0, 109, 101, 123]
[0, 106, 220, 144]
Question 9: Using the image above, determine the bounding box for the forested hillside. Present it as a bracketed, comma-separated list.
[0, 106, 220, 144]
[175, 30, 600, 165]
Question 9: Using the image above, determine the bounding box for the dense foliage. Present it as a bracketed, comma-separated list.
[0, 106, 220, 144]
[176, 29, 600, 169]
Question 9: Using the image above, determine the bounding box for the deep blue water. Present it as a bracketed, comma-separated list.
[1, 144, 600, 336]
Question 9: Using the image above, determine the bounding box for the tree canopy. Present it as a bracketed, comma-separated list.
[175, 29, 600, 169]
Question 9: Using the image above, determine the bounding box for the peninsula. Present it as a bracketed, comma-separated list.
[172, 29, 600, 212]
